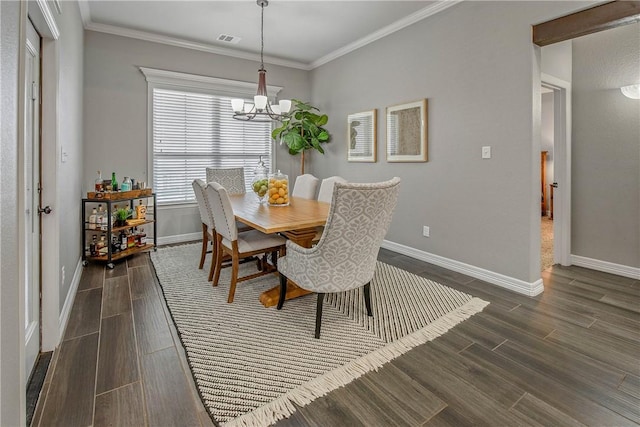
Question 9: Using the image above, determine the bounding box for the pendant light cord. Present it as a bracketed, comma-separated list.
[260, 2, 265, 69]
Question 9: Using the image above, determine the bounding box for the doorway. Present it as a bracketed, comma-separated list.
[540, 73, 572, 269]
[24, 19, 42, 381]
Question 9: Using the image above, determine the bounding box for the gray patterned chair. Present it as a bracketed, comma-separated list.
[206, 182, 287, 303]
[291, 173, 320, 199]
[192, 179, 215, 270]
[206, 167, 246, 194]
[277, 177, 401, 338]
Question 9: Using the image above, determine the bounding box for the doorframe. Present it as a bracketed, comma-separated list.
[541, 73, 571, 266]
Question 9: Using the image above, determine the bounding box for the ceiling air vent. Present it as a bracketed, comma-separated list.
[217, 34, 241, 44]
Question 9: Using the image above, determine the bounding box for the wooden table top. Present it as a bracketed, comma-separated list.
[229, 193, 330, 234]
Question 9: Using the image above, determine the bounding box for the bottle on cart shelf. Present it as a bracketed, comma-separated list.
[98, 236, 108, 255]
[120, 231, 127, 251]
[89, 235, 97, 256]
[121, 177, 132, 192]
[138, 227, 147, 246]
[98, 204, 108, 231]
[135, 200, 146, 220]
[95, 170, 103, 192]
[111, 172, 118, 192]
[111, 235, 120, 254]
[89, 208, 97, 230]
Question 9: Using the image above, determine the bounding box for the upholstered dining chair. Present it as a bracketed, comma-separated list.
[192, 179, 215, 270]
[317, 176, 347, 204]
[206, 167, 246, 194]
[291, 174, 320, 199]
[277, 177, 401, 338]
[206, 182, 287, 303]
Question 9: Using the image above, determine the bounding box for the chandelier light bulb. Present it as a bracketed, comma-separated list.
[231, 99, 245, 112]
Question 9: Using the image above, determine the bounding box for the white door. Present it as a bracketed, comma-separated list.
[25, 19, 42, 381]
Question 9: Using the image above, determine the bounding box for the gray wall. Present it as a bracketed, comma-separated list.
[309, 1, 592, 283]
[1, 2, 23, 424]
[83, 31, 310, 238]
[57, 0, 85, 310]
[572, 23, 640, 267]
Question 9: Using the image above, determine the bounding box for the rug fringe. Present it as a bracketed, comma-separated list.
[223, 297, 489, 427]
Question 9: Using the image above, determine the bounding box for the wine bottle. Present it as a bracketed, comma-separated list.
[111, 172, 118, 192]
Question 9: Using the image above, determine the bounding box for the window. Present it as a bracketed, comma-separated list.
[141, 67, 283, 205]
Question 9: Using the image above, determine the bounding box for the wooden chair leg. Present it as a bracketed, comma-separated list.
[315, 293, 325, 339]
[227, 246, 240, 303]
[277, 273, 287, 310]
[211, 235, 223, 285]
[363, 282, 373, 317]
[199, 223, 208, 269]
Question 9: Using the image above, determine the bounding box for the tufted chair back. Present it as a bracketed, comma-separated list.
[206, 167, 246, 194]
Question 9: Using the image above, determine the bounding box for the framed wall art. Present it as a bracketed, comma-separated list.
[386, 99, 428, 162]
[347, 109, 377, 162]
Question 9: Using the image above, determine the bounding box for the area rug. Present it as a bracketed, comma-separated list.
[151, 243, 489, 426]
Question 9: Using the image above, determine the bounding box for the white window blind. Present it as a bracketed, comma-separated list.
[152, 88, 272, 204]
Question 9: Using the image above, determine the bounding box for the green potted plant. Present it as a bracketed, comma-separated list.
[272, 99, 331, 175]
[114, 207, 131, 227]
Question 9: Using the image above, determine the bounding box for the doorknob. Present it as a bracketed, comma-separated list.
[551, 182, 558, 188]
[38, 206, 52, 215]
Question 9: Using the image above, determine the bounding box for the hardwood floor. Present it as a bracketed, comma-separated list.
[32, 248, 640, 426]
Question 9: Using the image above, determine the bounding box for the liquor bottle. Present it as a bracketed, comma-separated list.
[99, 235, 108, 255]
[135, 200, 146, 220]
[111, 172, 118, 192]
[120, 231, 127, 251]
[90, 235, 97, 256]
[138, 227, 147, 246]
[98, 204, 108, 231]
[89, 208, 97, 230]
[95, 170, 103, 192]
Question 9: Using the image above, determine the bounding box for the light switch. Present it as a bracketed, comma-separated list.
[482, 146, 491, 159]
[60, 146, 68, 163]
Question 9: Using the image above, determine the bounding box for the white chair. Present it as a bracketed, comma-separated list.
[192, 179, 215, 270]
[317, 176, 347, 204]
[206, 182, 287, 303]
[291, 174, 320, 199]
[206, 167, 246, 194]
[277, 177, 401, 338]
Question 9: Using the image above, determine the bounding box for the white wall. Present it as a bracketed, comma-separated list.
[572, 23, 640, 268]
[309, 1, 593, 285]
[82, 31, 310, 239]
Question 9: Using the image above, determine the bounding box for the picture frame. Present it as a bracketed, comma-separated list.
[386, 99, 428, 162]
[347, 109, 377, 162]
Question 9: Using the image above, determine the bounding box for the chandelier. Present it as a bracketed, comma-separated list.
[231, 0, 291, 122]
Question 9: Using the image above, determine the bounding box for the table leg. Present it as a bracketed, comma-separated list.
[259, 227, 317, 308]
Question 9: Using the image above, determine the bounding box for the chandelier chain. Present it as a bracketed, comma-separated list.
[260, 2, 264, 69]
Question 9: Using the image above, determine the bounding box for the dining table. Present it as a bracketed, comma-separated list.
[228, 193, 330, 307]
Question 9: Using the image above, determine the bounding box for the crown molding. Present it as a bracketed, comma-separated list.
[309, 0, 463, 69]
[81, 1, 461, 71]
[35, 0, 60, 39]
[85, 21, 311, 71]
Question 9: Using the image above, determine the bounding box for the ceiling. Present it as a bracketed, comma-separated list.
[79, 1, 458, 70]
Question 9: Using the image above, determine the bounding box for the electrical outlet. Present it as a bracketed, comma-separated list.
[61, 266, 65, 285]
[482, 146, 491, 159]
[423, 226, 430, 237]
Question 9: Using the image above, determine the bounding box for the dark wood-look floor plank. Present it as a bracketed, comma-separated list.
[102, 275, 131, 318]
[422, 406, 471, 427]
[494, 339, 640, 423]
[130, 265, 159, 300]
[511, 392, 586, 427]
[127, 252, 150, 268]
[619, 374, 640, 399]
[448, 319, 506, 351]
[63, 288, 103, 340]
[392, 346, 538, 426]
[132, 293, 174, 355]
[94, 382, 146, 427]
[96, 311, 139, 394]
[198, 410, 215, 427]
[349, 363, 447, 425]
[462, 344, 636, 426]
[77, 263, 104, 291]
[551, 264, 637, 288]
[600, 293, 640, 314]
[38, 333, 99, 427]
[590, 318, 640, 345]
[140, 347, 201, 427]
[105, 259, 128, 278]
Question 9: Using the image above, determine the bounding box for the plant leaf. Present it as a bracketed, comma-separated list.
[317, 130, 329, 141]
[316, 114, 328, 126]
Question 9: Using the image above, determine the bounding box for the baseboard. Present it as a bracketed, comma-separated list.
[570, 255, 640, 280]
[157, 232, 201, 246]
[58, 258, 83, 342]
[381, 240, 544, 296]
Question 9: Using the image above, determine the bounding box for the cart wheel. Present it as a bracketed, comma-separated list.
[153, 247, 157, 252]
[107, 263, 115, 270]
[82, 260, 89, 267]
